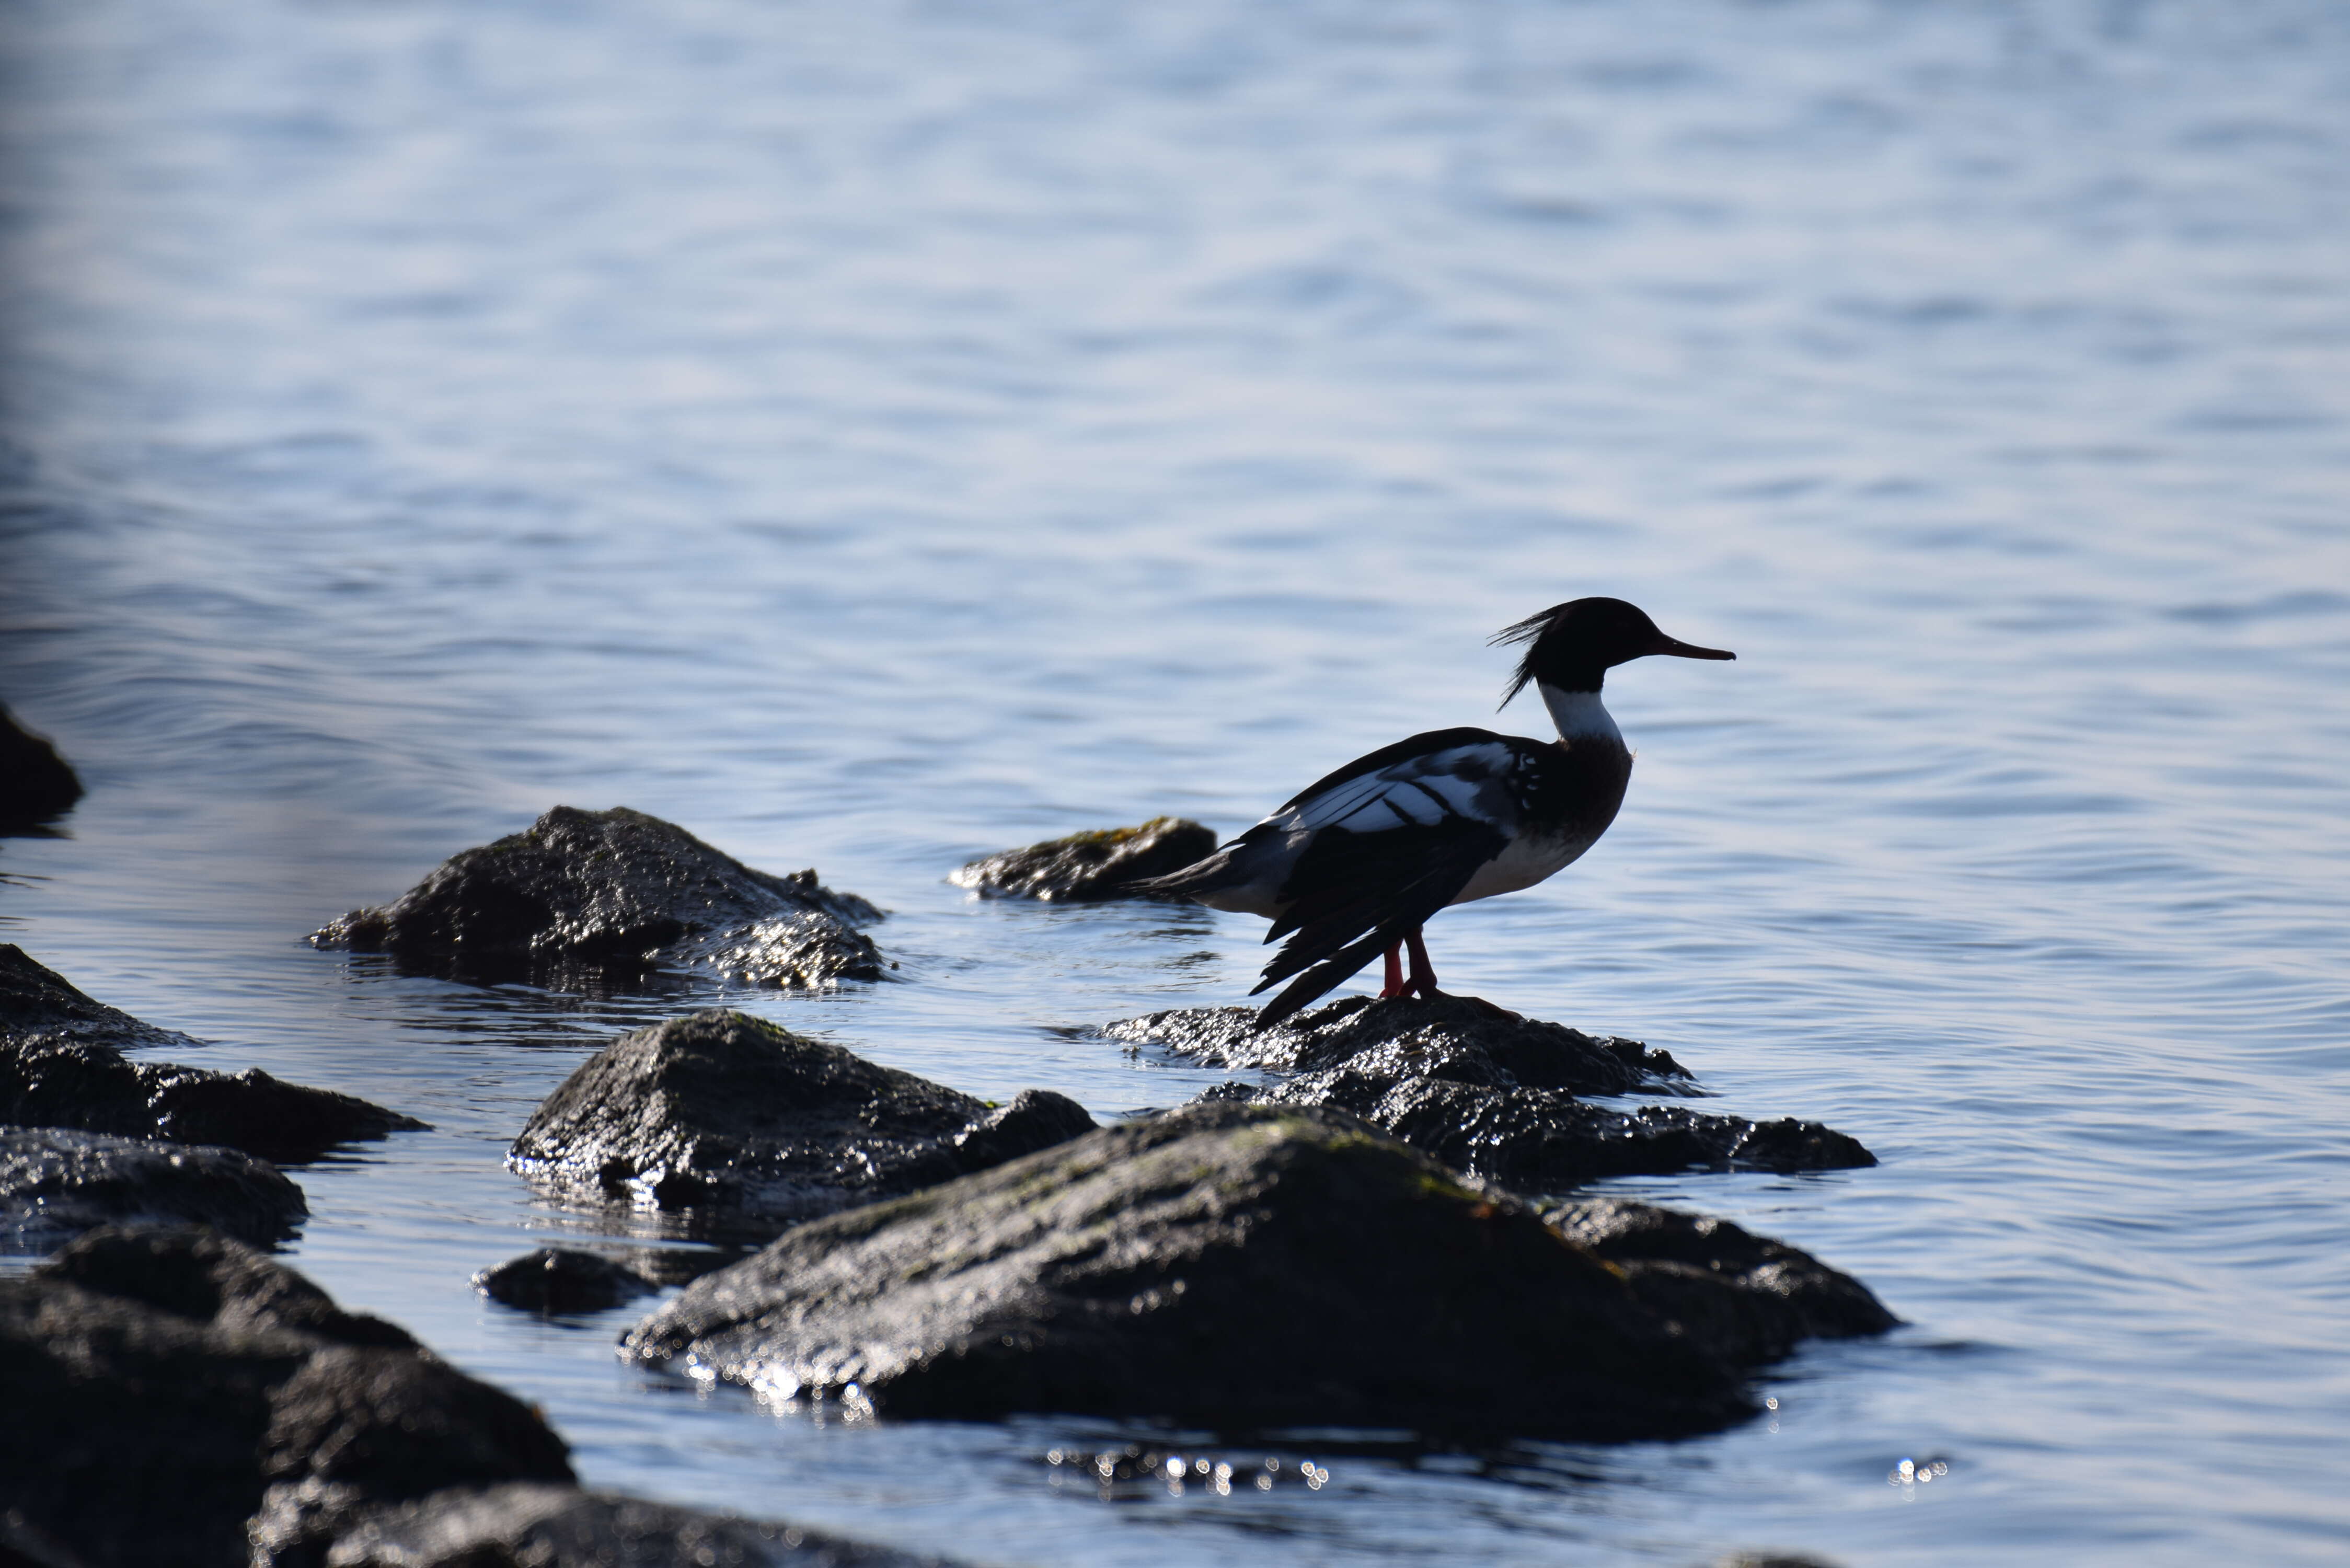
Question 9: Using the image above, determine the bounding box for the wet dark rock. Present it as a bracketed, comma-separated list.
[508, 1010, 1097, 1230]
[0, 706, 82, 827]
[0, 1128, 308, 1253]
[473, 1248, 659, 1314]
[0, 944, 195, 1053]
[317, 1482, 954, 1567]
[624, 1101, 1759, 1441]
[1108, 994, 1691, 1096]
[0, 946, 428, 1165]
[0, 1227, 574, 1568]
[1114, 997, 1872, 1190]
[308, 805, 887, 989]
[1206, 1074, 1874, 1190]
[1547, 1197, 1896, 1365]
[949, 816, 1218, 902]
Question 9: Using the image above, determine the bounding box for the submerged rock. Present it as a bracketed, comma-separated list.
[0, 1127, 308, 1252]
[0, 946, 428, 1165]
[0, 705, 83, 827]
[508, 1010, 1097, 1231]
[0, 1227, 574, 1568]
[1113, 997, 1872, 1189]
[473, 1248, 659, 1315]
[949, 816, 1218, 902]
[624, 1102, 1763, 1441]
[316, 1482, 954, 1568]
[309, 805, 888, 989]
[1548, 1197, 1897, 1366]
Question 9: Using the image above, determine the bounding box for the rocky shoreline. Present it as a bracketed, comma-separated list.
[0, 801, 1891, 1566]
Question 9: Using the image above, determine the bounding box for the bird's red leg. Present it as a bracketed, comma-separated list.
[1404, 928, 1438, 999]
[1380, 941, 1406, 998]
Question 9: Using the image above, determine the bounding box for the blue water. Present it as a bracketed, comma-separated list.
[3, 1, 2347, 1562]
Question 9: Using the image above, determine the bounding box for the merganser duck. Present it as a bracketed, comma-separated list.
[1136, 597, 1734, 1024]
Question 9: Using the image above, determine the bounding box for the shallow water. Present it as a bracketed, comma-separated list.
[2, 1, 2347, 1562]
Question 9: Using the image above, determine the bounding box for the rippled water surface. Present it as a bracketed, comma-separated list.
[3, 2, 2348, 1563]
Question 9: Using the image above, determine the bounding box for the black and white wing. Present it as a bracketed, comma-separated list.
[1245, 728, 1531, 1023]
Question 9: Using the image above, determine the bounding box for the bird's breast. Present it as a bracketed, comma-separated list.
[1448, 828, 1596, 904]
[1449, 738, 1633, 905]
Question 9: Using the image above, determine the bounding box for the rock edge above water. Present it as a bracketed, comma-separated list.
[1115, 997, 1874, 1189]
[625, 1101, 1890, 1440]
[509, 1009, 1097, 1233]
[1, 1126, 308, 1253]
[1, 945, 428, 1165]
[1108, 993, 1692, 1097]
[1549, 1196, 1896, 1365]
[949, 817, 1218, 902]
[310, 805, 888, 989]
[2, 943, 200, 1054]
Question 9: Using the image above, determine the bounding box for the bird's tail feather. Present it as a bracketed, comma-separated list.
[1254, 923, 1408, 1027]
[1124, 848, 1237, 899]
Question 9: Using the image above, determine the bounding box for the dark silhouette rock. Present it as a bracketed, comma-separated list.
[0, 947, 428, 1165]
[624, 1102, 1763, 1441]
[41, 1225, 417, 1347]
[949, 816, 1218, 902]
[0, 706, 82, 828]
[313, 1482, 954, 1567]
[1109, 994, 1691, 1097]
[0, 1227, 574, 1568]
[473, 1249, 659, 1315]
[1114, 997, 1872, 1190]
[1, 1128, 308, 1253]
[309, 806, 886, 989]
[508, 1010, 1096, 1231]
[1548, 1197, 1896, 1365]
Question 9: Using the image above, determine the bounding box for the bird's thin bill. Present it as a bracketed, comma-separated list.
[1655, 637, 1736, 660]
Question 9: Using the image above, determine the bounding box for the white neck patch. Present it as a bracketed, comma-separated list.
[1540, 683, 1622, 744]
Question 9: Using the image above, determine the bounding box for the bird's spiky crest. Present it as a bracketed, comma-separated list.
[1490, 603, 1566, 709]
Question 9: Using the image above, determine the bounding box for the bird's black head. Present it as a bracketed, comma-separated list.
[1493, 597, 1735, 702]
